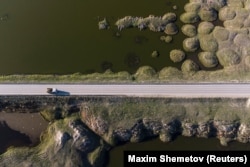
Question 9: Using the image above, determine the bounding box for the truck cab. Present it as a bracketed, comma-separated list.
[47, 88, 57, 94]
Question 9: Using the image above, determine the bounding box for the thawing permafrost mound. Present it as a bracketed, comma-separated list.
[96, 0, 250, 82]
[181, 0, 250, 70]
[114, 0, 250, 72]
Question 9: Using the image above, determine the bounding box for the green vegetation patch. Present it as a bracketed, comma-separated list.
[0, 116, 108, 167]
[80, 97, 249, 145]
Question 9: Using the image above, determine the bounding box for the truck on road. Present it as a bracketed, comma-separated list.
[47, 88, 57, 94]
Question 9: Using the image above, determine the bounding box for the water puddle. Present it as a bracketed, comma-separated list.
[0, 112, 48, 154]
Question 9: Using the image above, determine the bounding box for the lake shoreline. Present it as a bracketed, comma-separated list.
[0, 64, 249, 83]
[1, 96, 250, 166]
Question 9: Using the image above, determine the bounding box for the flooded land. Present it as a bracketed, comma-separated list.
[0, 0, 188, 74]
[0, 113, 48, 154]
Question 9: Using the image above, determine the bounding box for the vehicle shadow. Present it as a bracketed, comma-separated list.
[55, 90, 70, 96]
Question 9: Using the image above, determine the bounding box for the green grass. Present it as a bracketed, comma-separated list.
[0, 114, 107, 167]
[0, 63, 250, 83]
[79, 97, 250, 145]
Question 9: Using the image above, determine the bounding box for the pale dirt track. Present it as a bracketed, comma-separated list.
[0, 84, 250, 97]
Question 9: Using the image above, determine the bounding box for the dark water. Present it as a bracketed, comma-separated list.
[107, 136, 250, 167]
[0, 113, 48, 155]
[0, 0, 189, 74]
[0, 121, 31, 154]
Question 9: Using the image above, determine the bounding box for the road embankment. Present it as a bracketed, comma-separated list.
[1, 96, 250, 166]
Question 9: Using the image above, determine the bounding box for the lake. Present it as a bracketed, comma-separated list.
[0, 0, 190, 74]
